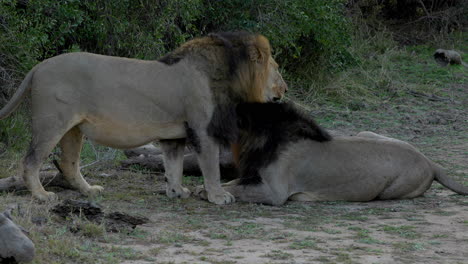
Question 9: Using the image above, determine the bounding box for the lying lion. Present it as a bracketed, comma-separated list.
[0, 32, 287, 204]
[197, 102, 468, 205]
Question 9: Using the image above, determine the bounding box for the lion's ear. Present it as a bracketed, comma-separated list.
[247, 45, 266, 63]
[248, 35, 271, 64]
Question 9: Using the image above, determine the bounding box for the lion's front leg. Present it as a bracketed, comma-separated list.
[160, 139, 191, 199]
[195, 135, 235, 205]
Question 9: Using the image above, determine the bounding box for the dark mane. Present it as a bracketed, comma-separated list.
[236, 102, 332, 185]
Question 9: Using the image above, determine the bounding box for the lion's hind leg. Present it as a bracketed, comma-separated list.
[22, 142, 59, 201]
[22, 125, 70, 201]
[160, 139, 191, 199]
[58, 126, 103, 197]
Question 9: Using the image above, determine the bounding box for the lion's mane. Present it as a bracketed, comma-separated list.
[159, 31, 274, 146]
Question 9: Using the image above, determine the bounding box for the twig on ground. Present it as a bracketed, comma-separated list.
[406, 90, 453, 102]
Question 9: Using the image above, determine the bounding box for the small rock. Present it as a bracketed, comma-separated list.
[434, 49, 464, 66]
[0, 212, 35, 263]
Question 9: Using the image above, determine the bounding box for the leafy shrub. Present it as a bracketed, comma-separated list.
[0, 0, 353, 75]
[202, 0, 354, 71]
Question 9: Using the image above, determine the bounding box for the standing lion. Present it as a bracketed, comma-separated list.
[0, 32, 287, 205]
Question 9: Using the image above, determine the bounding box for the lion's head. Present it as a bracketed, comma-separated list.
[159, 32, 287, 104]
[264, 57, 288, 102]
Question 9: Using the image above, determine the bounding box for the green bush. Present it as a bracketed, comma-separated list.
[0, 0, 353, 73]
[201, 0, 353, 71]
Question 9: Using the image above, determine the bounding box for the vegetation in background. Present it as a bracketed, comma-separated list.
[0, 0, 466, 153]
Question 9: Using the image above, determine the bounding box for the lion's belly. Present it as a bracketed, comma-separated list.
[78, 118, 186, 149]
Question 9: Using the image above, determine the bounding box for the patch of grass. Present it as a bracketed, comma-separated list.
[380, 225, 421, 239]
[148, 247, 164, 256]
[183, 175, 203, 186]
[282, 220, 320, 232]
[0, 153, 20, 179]
[333, 252, 353, 263]
[128, 228, 150, 240]
[432, 234, 449, 239]
[322, 228, 342, 234]
[289, 237, 319, 250]
[432, 210, 458, 216]
[292, 30, 467, 114]
[105, 246, 143, 260]
[154, 231, 195, 245]
[266, 230, 294, 242]
[0, 108, 31, 152]
[314, 256, 332, 263]
[199, 256, 237, 264]
[366, 248, 384, 254]
[261, 250, 293, 260]
[208, 231, 230, 240]
[357, 237, 386, 245]
[342, 212, 368, 221]
[404, 214, 425, 222]
[349, 226, 386, 245]
[80, 221, 106, 238]
[204, 221, 266, 241]
[183, 216, 210, 229]
[80, 140, 111, 165]
[221, 222, 267, 240]
[393, 242, 425, 252]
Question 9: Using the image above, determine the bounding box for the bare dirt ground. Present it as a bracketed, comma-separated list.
[0, 83, 467, 264]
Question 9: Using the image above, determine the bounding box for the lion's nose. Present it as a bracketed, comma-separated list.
[273, 97, 281, 102]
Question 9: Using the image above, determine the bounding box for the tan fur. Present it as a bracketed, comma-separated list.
[211, 132, 467, 205]
[0, 33, 287, 204]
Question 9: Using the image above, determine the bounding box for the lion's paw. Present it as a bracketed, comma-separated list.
[194, 185, 208, 200]
[207, 189, 235, 205]
[84, 185, 104, 197]
[33, 191, 57, 202]
[166, 185, 191, 199]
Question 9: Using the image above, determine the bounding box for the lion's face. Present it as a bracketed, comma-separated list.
[264, 57, 287, 102]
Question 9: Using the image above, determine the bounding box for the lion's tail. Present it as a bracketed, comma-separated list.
[0, 67, 35, 120]
[433, 163, 468, 195]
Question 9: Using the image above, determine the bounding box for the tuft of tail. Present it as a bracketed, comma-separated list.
[433, 164, 468, 195]
[0, 68, 35, 119]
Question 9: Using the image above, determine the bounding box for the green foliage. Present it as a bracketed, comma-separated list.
[0, 0, 85, 71]
[0, 0, 353, 73]
[75, 0, 204, 59]
[203, 0, 353, 70]
[0, 107, 30, 151]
